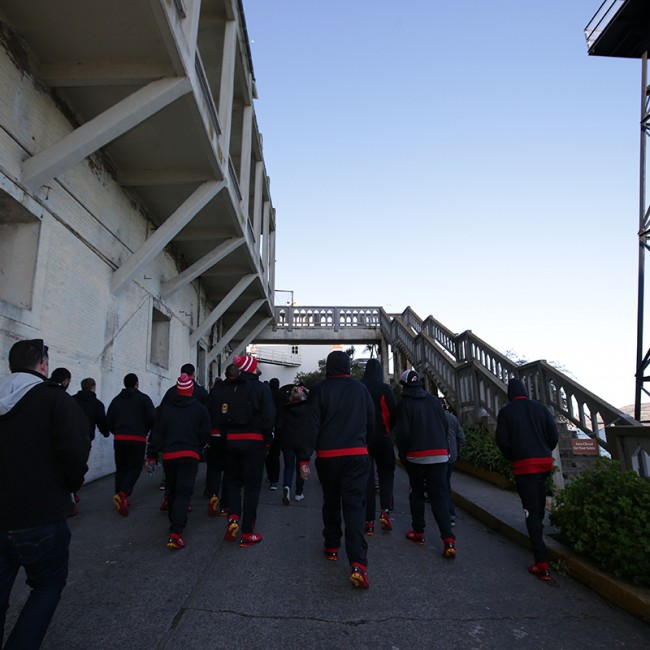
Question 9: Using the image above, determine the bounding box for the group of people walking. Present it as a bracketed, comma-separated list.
[0, 337, 558, 647]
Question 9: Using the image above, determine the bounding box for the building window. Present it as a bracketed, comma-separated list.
[150, 307, 170, 369]
[0, 190, 40, 310]
[291, 345, 299, 355]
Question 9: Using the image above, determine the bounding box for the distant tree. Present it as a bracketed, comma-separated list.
[363, 343, 377, 359]
[504, 349, 528, 366]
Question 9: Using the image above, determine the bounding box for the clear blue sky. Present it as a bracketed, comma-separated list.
[244, 0, 642, 409]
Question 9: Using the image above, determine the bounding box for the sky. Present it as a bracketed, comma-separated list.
[243, 1, 643, 409]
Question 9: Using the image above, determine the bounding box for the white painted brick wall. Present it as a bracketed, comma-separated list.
[0, 45, 213, 482]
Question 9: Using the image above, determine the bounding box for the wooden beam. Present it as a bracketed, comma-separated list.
[111, 180, 225, 293]
[23, 77, 192, 190]
[161, 237, 245, 299]
[189, 273, 256, 346]
[207, 301, 266, 364]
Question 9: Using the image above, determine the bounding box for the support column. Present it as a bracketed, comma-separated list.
[262, 200, 270, 278]
[239, 105, 253, 218]
[269, 226, 276, 294]
[635, 51, 650, 420]
[252, 161, 264, 244]
[217, 20, 237, 161]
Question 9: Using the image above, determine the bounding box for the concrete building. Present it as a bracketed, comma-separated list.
[0, 1, 276, 480]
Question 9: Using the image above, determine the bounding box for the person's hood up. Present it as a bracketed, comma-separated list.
[326, 351, 351, 377]
[361, 358, 384, 383]
[402, 385, 428, 400]
[507, 378, 528, 400]
[0, 371, 44, 415]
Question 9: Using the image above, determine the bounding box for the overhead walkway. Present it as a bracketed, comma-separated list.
[255, 305, 650, 482]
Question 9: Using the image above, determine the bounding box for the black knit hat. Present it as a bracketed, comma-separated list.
[400, 370, 421, 386]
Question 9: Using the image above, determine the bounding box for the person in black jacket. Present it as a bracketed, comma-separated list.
[265, 377, 288, 490]
[219, 355, 275, 547]
[360, 359, 397, 534]
[73, 377, 109, 441]
[146, 374, 210, 549]
[106, 373, 156, 516]
[0, 338, 90, 648]
[495, 378, 559, 581]
[299, 351, 374, 589]
[394, 370, 456, 558]
[277, 384, 309, 504]
[205, 364, 241, 517]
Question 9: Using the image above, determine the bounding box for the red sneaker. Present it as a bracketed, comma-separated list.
[323, 546, 339, 561]
[528, 562, 551, 581]
[208, 495, 219, 517]
[442, 537, 456, 558]
[166, 533, 186, 550]
[113, 492, 129, 517]
[159, 494, 168, 511]
[349, 562, 369, 589]
[240, 532, 263, 547]
[405, 530, 425, 545]
[364, 521, 375, 536]
[379, 510, 392, 531]
[224, 515, 240, 541]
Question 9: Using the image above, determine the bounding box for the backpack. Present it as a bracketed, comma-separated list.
[220, 379, 257, 429]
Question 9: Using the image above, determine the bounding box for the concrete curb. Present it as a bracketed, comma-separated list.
[453, 490, 650, 624]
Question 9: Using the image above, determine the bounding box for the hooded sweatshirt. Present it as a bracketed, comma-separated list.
[394, 380, 449, 464]
[106, 386, 156, 443]
[300, 351, 374, 462]
[148, 393, 210, 461]
[360, 359, 397, 445]
[0, 370, 90, 529]
[495, 378, 559, 475]
[73, 389, 109, 441]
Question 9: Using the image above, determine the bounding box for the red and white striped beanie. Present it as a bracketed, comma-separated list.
[176, 373, 194, 396]
[233, 355, 258, 373]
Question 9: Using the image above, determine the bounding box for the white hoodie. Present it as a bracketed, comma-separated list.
[0, 372, 43, 415]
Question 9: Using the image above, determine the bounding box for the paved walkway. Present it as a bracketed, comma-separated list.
[4, 464, 649, 649]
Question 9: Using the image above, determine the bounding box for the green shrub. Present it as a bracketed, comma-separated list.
[458, 428, 515, 487]
[550, 458, 650, 586]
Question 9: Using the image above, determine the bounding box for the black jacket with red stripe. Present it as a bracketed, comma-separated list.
[300, 351, 374, 462]
[106, 387, 156, 443]
[212, 374, 275, 445]
[394, 384, 449, 464]
[147, 394, 210, 461]
[360, 359, 397, 445]
[495, 379, 558, 475]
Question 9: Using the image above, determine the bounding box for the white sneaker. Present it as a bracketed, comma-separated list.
[294, 493, 305, 502]
[282, 486, 290, 505]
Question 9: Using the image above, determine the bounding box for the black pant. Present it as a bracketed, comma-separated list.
[265, 435, 281, 483]
[515, 472, 549, 563]
[404, 461, 453, 540]
[226, 442, 266, 533]
[365, 436, 395, 520]
[114, 441, 146, 495]
[205, 437, 229, 508]
[163, 457, 199, 534]
[315, 455, 370, 567]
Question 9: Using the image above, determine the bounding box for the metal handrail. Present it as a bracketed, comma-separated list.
[584, 0, 625, 50]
